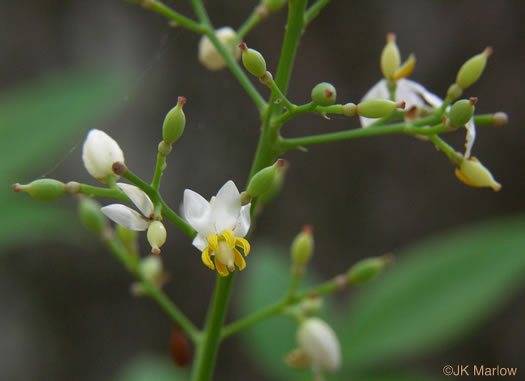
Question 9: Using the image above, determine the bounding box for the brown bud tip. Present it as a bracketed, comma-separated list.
[302, 224, 313, 234]
[228, 263, 235, 272]
[469, 97, 478, 105]
[397, 101, 406, 110]
[12, 183, 22, 192]
[386, 33, 396, 42]
[177, 96, 187, 106]
[170, 326, 192, 367]
[276, 158, 286, 167]
[112, 161, 127, 175]
[493, 112, 508, 127]
[324, 89, 334, 98]
[239, 42, 248, 51]
[382, 253, 395, 265]
[152, 247, 161, 255]
[484, 46, 494, 56]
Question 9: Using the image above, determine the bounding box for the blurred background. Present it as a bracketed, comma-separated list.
[1, 1, 524, 380]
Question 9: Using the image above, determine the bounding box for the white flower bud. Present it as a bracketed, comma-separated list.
[198, 27, 241, 71]
[147, 220, 167, 255]
[297, 318, 341, 372]
[82, 129, 124, 183]
[139, 255, 163, 281]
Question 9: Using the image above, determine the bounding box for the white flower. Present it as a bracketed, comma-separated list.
[359, 78, 443, 127]
[101, 183, 167, 254]
[297, 318, 341, 372]
[198, 27, 241, 71]
[183, 180, 251, 276]
[82, 129, 124, 183]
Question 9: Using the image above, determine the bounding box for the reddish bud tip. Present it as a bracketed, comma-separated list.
[386, 33, 396, 42]
[239, 42, 248, 51]
[276, 158, 286, 167]
[13, 183, 22, 192]
[484, 46, 494, 56]
[469, 97, 478, 105]
[112, 161, 127, 175]
[302, 224, 313, 234]
[177, 96, 187, 106]
[152, 247, 161, 255]
[170, 326, 192, 367]
[398, 101, 406, 109]
[324, 89, 334, 98]
[442, 115, 448, 124]
[382, 253, 395, 264]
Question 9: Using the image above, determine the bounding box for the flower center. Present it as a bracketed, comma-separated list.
[216, 240, 235, 271]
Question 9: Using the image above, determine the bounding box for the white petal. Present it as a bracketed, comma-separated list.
[402, 79, 443, 108]
[359, 80, 389, 127]
[233, 204, 251, 238]
[116, 182, 153, 218]
[212, 180, 241, 234]
[464, 118, 476, 158]
[100, 204, 149, 231]
[192, 234, 209, 252]
[82, 129, 124, 183]
[183, 189, 214, 236]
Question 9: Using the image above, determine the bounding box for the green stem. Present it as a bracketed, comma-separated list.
[191, 274, 235, 381]
[78, 184, 129, 202]
[140, 0, 205, 33]
[151, 152, 167, 191]
[429, 134, 462, 165]
[190, 0, 266, 112]
[103, 234, 200, 341]
[304, 0, 332, 26]
[266, 79, 295, 111]
[235, 6, 266, 42]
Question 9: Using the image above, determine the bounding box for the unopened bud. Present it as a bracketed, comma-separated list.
[198, 27, 240, 71]
[162, 96, 186, 145]
[240, 43, 267, 77]
[347, 255, 392, 285]
[13, 179, 65, 201]
[291, 225, 314, 272]
[456, 47, 492, 89]
[357, 99, 405, 118]
[311, 82, 337, 106]
[139, 255, 163, 281]
[449, 98, 476, 127]
[82, 129, 124, 183]
[296, 318, 341, 372]
[342, 103, 357, 117]
[78, 197, 108, 234]
[447, 83, 463, 101]
[380, 33, 401, 80]
[147, 220, 167, 254]
[492, 112, 508, 127]
[258, 160, 288, 204]
[455, 157, 501, 192]
[246, 159, 284, 198]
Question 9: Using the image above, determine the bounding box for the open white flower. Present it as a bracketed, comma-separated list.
[359, 78, 443, 127]
[296, 318, 341, 372]
[101, 183, 167, 254]
[183, 180, 251, 277]
[82, 129, 124, 183]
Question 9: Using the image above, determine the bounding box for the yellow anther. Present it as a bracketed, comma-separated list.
[201, 248, 215, 270]
[220, 229, 236, 248]
[234, 249, 246, 271]
[235, 237, 251, 255]
[393, 54, 416, 80]
[207, 234, 219, 253]
[215, 260, 229, 277]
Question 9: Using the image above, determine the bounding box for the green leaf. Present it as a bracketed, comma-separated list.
[113, 354, 188, 381]
[339, 215, 525, 370]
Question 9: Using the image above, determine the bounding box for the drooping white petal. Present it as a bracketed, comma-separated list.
[233, 204, 251, 238]
[359, 80, 390, 127]
[117, 182, 154, 218]
[464, 118, 476, 158]
[402, 79, 443, 108]
[82, 129, 124, 183]
[192, 234, 209, 252]
[183, 189, 214, 236]
[297, 318, 341, 371]
[101, 204, 149, 231]
[212, 180, 241, 234]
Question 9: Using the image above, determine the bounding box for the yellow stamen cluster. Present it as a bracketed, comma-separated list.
[201, 229, 251, 277]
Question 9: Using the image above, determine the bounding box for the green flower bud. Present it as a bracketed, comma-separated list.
[347, 255, 392, 285]
[258, 159, 288, 205]
[162, 96, 186, 145]
[455, 157, 501, 192]
[456, 47, 492, 89]
[446, 83, 463, 101]
[246, 159, 284, 198]
[147, 220, 167, 255]
[311, 82, 337, 106]
[449, 98, 476, 127]
[78, 197, 108, 234]
[380, 33, 400, 80]
[13, 179, 65, 201]
[240, 43, 267, 77]
[356, 99, 405, 118]
[291, 225, 314, 271]
[263, 0, 287, 12]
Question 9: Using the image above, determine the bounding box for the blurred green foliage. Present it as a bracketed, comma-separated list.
[237, 215, 525, 380]
[0, 70, 126, 248]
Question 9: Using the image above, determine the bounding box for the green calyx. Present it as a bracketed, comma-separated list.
[311, 82, 337, 106]
[357, 99, 405, 118]
[240, 43, 267, 77]
[347, 255, 392, 285]
[78, 197, 108, 234]
[456, 47, 492, 89]
[14, 179, 65, 201]
[449, 98, 476, 127]
[162, 96, 186, 145]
